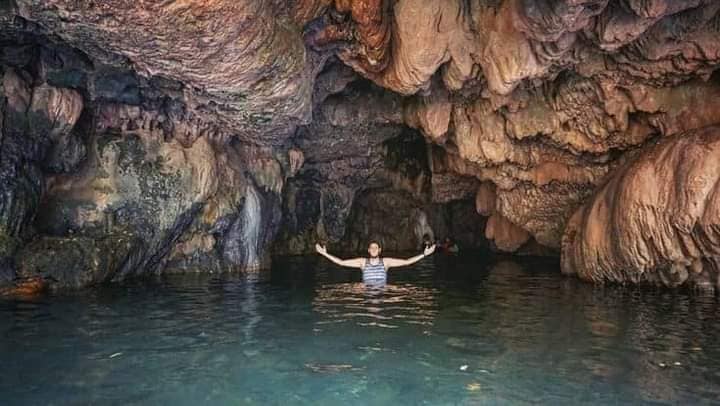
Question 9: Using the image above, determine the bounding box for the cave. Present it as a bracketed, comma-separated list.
[2, 1, 720, 404]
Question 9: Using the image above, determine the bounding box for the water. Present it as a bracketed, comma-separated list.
[2, 254, 720, 405]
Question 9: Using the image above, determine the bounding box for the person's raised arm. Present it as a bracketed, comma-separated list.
[315, 243, 365, 269]
[383, 244, 436, 270]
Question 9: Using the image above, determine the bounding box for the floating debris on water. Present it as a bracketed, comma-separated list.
[466, 382, 482, 391]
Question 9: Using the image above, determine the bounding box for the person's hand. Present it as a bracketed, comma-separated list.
[424, 244, 436, 256]
[315, 243, 327, 255]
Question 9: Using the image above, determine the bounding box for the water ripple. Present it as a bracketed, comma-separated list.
[1, 256, 720, 405]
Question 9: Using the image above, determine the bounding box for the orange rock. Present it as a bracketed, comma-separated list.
[485, 213, 530, 253]
[562, 125, 720, 289]
[475, 182, 496, 217]
[0, 278, 47, 298]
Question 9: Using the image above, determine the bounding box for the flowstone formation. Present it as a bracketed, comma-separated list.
[298, 0, 720, 287]
[0, 0, 719, 292]
[562, 126, 720, 290]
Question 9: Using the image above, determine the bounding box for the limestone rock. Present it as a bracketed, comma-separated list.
[16, 232, 143, 290]
[562, 125, 720, 290]
[28, 84, 83, 139]
[475, 182, 496, 217]
[16, 0, 316, 141]
[485, 212, 530, 253]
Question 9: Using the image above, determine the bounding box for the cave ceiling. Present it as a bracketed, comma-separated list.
[3, 0, 720, 254]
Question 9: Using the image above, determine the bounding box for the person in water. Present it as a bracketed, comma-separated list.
[315, 241, 436, 285]
[442, 237, 460, 255]
[421, 234, 433, 250]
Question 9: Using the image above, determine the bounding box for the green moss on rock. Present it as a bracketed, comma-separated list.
[0, 228, 19, 258]
[16, 229, 142, 290]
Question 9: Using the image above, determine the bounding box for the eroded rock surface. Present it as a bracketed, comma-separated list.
[0, 31, 289, 291]
[562, 125, 720, 290]
[16, 0, 317, 142]
[304, 0, 720, 255]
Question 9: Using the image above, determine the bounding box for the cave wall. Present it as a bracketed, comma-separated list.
[302, 0, 720, 260]
[0, 24, 292, 292]
[562, 125, 720, 290]
[1, 0, 720, 292]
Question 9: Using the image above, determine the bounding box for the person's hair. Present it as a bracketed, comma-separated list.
[368, 240, 382, 249]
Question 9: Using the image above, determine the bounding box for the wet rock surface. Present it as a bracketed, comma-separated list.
[0, 25, 288, 291]
[0, 1, 719, 291]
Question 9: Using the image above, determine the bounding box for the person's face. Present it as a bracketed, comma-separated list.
[368, 243, 381, 258]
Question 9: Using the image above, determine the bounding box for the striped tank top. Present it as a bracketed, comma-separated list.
[362, 258, 386, 285]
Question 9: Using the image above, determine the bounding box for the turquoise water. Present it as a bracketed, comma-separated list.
[2, 254, 720, 405]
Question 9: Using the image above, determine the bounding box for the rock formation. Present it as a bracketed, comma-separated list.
[0, 0, 719, 292]
[562, 126, 720, 290]
[0, 17, 290, 292]
[302, 0, 720, 258]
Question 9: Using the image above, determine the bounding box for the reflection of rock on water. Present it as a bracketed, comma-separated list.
[445, 337, 506, 357]
[487, 260, 526, 281]
[304, 363, 365, 374]
[312, 283, 439, 329]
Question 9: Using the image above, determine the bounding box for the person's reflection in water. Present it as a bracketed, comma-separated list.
[315, 240, 436, 287]
[441, 237, 460, 255]
[422, 234, 433, 250]
[312, 282, 440, 329]
[307, 282, 440, 375]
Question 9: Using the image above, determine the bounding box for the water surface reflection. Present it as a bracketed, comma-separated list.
[312, 282, 440, 329]
[1, 255, 719, 405]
